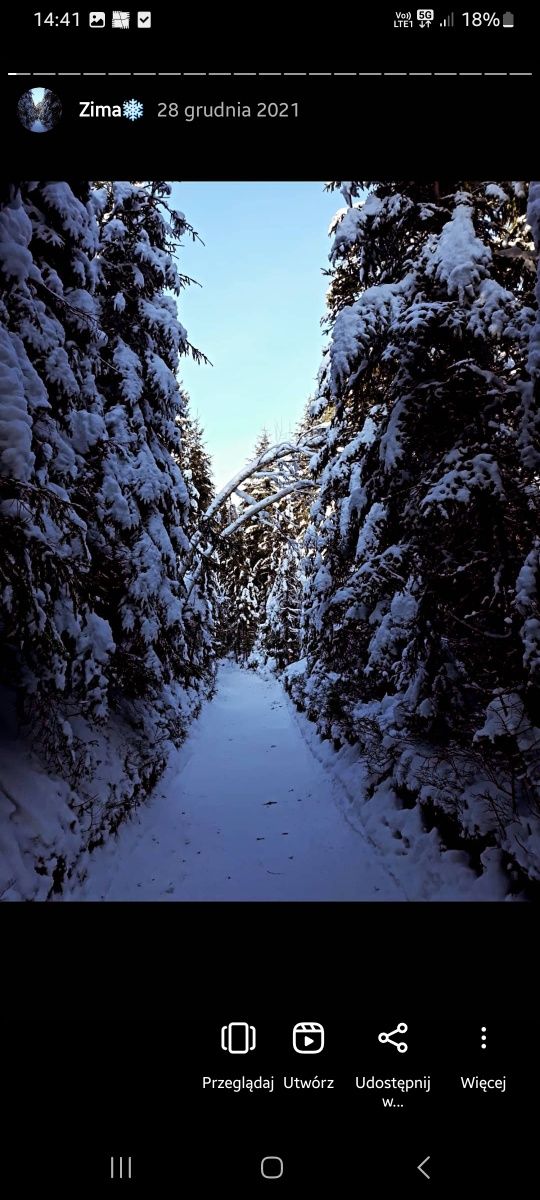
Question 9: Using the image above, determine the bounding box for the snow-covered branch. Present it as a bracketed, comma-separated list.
[220, 481, 314, 537]
[201, 433, 323, 527]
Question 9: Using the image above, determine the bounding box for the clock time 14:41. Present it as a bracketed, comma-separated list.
[34, 12, 80, 25]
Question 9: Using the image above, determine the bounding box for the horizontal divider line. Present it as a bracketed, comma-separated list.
[7, 70, 534, 77]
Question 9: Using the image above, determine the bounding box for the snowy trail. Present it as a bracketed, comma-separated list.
[77, 663, 405, 901]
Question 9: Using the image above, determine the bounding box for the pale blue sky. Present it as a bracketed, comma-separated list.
[170, 183, 340, 488]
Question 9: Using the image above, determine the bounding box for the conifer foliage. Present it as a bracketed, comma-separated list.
[293, 181, 540, 880]
[0, 180, 215, 894]
[1, 178, 540, 898]
[262, 503, 303, 669]
[90, 182, 201, 734]
[218, 431, 287, 661]
[1, 181, 112, 765]
[178, 403, 219, 692]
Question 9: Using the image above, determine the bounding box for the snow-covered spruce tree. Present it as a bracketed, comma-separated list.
[91, 182, 208, 752]
[261, 500, 303, 669]
[299, 182, 539, 880]
[40, 90, 62, 129]
[0, 181, 214, 895]
[0, 181, 113, 776]
[218, 431, 280, 660]
[219, 523, 261, 661]
[17, 91, 36, 129]
[234, 575, 261, 662]
[509, 182, 540, 819]
[177, 402, 219, 693]
[213, 502, 240, 657]
[213, 420, 320, 666]
[240, 430, 279, 624]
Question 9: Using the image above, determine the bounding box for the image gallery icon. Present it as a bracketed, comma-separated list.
[89, 11, 106, 26]
[293, 1022, 325, 1054]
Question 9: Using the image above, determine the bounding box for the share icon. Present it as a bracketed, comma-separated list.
[378, 1023, 408, 1053]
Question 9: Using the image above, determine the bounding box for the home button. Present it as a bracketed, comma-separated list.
[261, 1156, 284, 1179]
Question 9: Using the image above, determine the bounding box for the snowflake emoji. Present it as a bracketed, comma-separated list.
[123, 98, 144, 121]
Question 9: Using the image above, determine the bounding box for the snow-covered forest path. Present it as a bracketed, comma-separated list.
[77, 663, 405, 900]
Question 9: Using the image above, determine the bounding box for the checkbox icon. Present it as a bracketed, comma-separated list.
[137, 10, 152, 25]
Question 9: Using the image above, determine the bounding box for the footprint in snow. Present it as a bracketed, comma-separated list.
[256, 837, 265, 841]
[263, 801, 278, 806]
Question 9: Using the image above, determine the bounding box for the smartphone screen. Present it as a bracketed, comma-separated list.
[1, 5, 537, 1192]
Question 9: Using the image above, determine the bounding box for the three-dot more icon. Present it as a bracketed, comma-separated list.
[481, 1027, 487, 1050]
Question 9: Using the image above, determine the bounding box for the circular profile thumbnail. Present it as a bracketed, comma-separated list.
[18, 87, 62, 133]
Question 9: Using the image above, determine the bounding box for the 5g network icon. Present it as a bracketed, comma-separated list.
[221, 1021, 256, 1053]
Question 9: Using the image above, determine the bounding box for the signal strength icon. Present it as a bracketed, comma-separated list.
[440, 11, 454, 24]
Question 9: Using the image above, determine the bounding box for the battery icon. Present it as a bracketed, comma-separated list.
[220, 1021, 256, 1053]
[502, 11, 514, 25]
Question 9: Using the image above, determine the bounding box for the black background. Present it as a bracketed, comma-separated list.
[3, 4, 537, 176]
[3, 1017, 531, 1190]
[2, 3, 537, 1015]
[1, 7, 538, 1190]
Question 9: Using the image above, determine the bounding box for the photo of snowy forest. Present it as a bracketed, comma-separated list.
[0, 180, 539, 902]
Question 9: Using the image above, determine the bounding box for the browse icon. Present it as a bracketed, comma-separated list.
[221, 1022, 256, 1053]
[378, 1023, 408, 1053]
